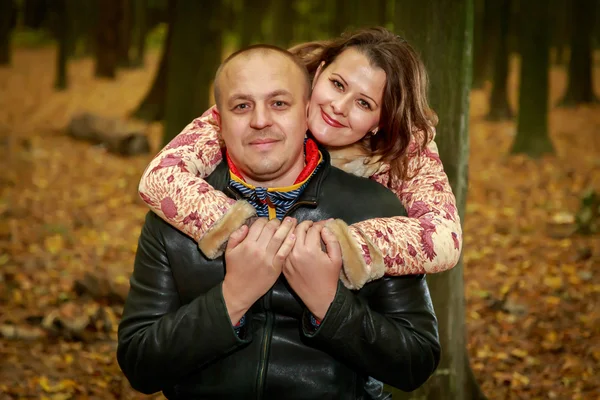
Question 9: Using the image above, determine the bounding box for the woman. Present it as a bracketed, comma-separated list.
[138, 27, 462, 289]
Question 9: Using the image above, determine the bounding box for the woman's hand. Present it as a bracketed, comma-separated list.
[283, 220, 342, 320]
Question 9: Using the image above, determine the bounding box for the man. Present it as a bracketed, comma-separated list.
[118, 45, 440, 399]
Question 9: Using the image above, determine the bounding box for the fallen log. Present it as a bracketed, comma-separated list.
[67, 112, 151, 156]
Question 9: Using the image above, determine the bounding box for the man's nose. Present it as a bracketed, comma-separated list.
[250, 104, 273, 130]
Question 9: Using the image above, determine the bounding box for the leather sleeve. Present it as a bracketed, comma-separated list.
[302, 275, 440, 392]
[117, 213, 252, 394]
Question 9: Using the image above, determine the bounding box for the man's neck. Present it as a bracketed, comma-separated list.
[243, 159, 306, 188]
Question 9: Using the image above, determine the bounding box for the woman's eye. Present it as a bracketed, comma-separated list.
[331, 79, 344, 90]
[358, 99, 372, 110]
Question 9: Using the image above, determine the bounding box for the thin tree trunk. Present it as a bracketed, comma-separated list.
[54, 0, 69, 90]
[163, 0, 222, 146]
[131, 0, 147, 67]
[118, 0, 133, 67]
[511, 1, 554, 157]
[95, 0, 120, 78]
[238, 0, 271, 48]
[271, 0, 295, 49]
[472, 0, 496, 89]
[131, 0, 175, 122]
[0, 0, 16, 66]
[560, 0, 598, 105]
[394, 0, 485, 398]
[550, 0, 569, 65]
[486, 0, 512, 121]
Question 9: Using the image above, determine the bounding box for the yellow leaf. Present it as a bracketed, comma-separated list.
[511, 349, 528, 359]
[545, 296, 561, 305]
[543, 276, 563, 290]
[64, 354, 74, 365]
[44, 234, 64, 255]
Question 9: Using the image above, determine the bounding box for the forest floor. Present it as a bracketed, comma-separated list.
[0, 47, 599, 400]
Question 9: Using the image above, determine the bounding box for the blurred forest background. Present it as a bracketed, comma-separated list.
[0, 0, 599, 399]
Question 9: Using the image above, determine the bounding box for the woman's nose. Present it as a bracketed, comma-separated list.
[331, 96, 349, 117]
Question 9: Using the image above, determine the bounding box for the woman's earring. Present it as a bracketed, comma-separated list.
[371, 128, 379, 136]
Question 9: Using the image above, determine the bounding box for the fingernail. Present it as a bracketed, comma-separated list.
[289, 234, 296, 241]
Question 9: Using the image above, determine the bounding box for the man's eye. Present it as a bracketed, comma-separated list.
[235, 104, 248, 110]
[273, 101, 287, 108]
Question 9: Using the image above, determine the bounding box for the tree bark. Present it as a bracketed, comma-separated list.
[0, 0, 17, 66]
[472, 0, 497, 89]
[549, 0, 570, 65]
[118, 0, 133, 67]
[163, 0, 222, 147]
[95, 0, 120, 78]
[131, 0, 176, 122]
[511, 1, 554, 157]
[53, 0, 69, 90]
[394, 0, 485, 399]
[560, 0, 598, 105]
[238, 0, 271, 48]
[271, 0, 295, 49]
[486, 0, 512, 121]
[131, 0, 147, 67]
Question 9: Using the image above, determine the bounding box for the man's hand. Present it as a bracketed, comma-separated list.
[222, 217, 297, 325]
[283, 220, 342, 321]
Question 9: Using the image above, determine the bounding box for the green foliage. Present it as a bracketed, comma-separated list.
[576, 189, 600, 235]
[145, 23, 167, 49]
[11, 27, 54, 48]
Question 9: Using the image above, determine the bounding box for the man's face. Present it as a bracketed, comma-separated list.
[216, 52, 309, 185]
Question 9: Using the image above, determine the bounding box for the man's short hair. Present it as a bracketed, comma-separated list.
[213, 44, 311, 107]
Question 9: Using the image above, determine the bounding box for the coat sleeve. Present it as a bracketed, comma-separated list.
[117, 213, 252, 394]
[346, 129, 463, 277]
[302, 275, 440, 392]
[138, 107, 256, 259]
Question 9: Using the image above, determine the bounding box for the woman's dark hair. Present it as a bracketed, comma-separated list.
[289, 27, 438, 181]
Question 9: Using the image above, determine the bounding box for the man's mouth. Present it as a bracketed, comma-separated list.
[321, 109, 346, 128]
[248, 137, 281, 150]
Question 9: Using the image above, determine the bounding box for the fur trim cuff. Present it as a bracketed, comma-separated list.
[198, 200, 257, 259]
[325, 219, 385, 290]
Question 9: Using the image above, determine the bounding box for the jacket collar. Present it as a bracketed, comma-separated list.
[211, 145, 331, 206]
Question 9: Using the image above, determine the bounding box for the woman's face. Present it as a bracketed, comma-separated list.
[308, 48, 386, 147]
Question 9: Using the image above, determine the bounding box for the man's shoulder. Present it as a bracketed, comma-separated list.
[325, 166, 397, 201]
[318, 166, 406, 219]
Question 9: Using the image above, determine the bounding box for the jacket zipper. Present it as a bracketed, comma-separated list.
[283, 201, 317, 218]
[256, 292, 273, 399]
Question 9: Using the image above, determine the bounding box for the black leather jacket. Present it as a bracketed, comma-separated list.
[117, 151, 440, 399]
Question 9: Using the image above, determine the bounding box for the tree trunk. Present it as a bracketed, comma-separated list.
[118, 0, 133, 67]
[95, 0, 120, 78]
[394, 0, 485, 399]
[550, 0, 570, 65]
[560, 0, 598, 105]
[486, 0, 512, 121]
[472, 0, 496, 89]
[131, 0, 176, 122]
[131, 0, 147, 67]
[238, 0, 271, 48]
[0, 0, 16, 66]
[511, 1, 554, 157]
[163, 0, 222, 146]
[23, 0, 47, 29]
[54, 0, 69, 90]
[271, 0, 295, 49]
[67, 112, 150, 156]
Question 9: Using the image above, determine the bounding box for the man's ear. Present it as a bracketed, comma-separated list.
[213, 107, 221, 128]
[312, 61, 326, 90]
